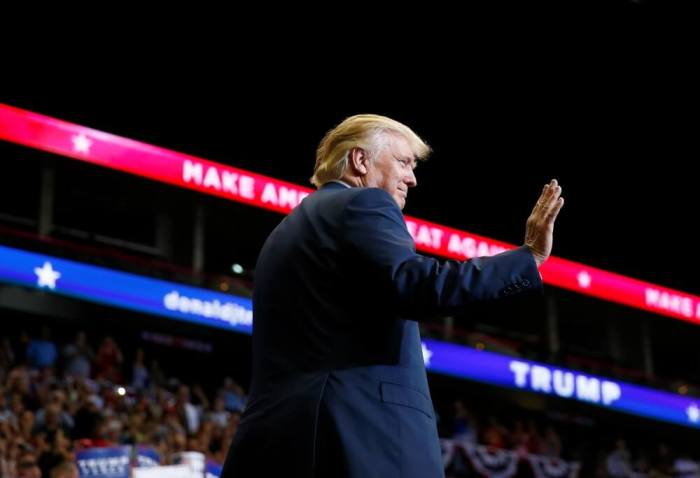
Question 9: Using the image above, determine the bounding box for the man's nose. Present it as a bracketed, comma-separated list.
[406, 169, 417, 188]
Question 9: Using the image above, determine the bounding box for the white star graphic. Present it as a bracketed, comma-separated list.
[34, 262, 61, 289]
[687, 403, 700, 424]
[577, 271, 592, 289]
[71, 133, 93, 154]
[421, 342, 433, 366]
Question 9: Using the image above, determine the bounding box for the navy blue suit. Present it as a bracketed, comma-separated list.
[222, 182, 542, 477]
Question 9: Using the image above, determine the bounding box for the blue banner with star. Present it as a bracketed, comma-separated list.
[0, 244, 252, 334]
[1, 244, 699, 429]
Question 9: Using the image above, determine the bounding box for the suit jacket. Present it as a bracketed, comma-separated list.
[221, 182, 542, 477]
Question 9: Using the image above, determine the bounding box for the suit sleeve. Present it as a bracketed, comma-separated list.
[341, 188, 543, 319]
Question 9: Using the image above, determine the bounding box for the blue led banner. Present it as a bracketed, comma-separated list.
[0, 245, 252, 334]
[420, 339, 700, 429]
[1, 244, 698, 429]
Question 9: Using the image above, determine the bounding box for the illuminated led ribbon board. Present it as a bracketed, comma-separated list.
[1, 103, 698, 325]
[1, 243, 698, 429]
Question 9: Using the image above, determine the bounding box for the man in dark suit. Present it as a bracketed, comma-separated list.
[222, 114, 564, 477]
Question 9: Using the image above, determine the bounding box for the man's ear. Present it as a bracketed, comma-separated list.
[349, 147, 369, 175]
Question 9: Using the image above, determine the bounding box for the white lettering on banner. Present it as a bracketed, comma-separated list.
[222, 171, 252, 197]
[183, 160, 203, 183]
[645, 288, 694, 318]
[576, 376, 600, 403]
[78, 456, 130, 476]
[510, 361, 529, 387]
[531, 366, 552, 392]
[137, 456, 159, 467]
[447, 234, 507, 258]
[261, 183, 309, 209]
[182, 160, 255, 199]
[203, 167, 221, 189]
[552, 370, 575, 398]
[509, 360, 622, 406]
[164, 291, 252, 328]
[406, 222, 444, 249]
[601, 381, 622, 405]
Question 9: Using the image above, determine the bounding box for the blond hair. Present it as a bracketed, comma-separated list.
[310, 114, 431, 188]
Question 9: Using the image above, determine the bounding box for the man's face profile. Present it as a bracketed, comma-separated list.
[364, 134, 418, 210]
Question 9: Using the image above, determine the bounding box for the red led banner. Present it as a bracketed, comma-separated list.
[1, 103, 698, 324]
